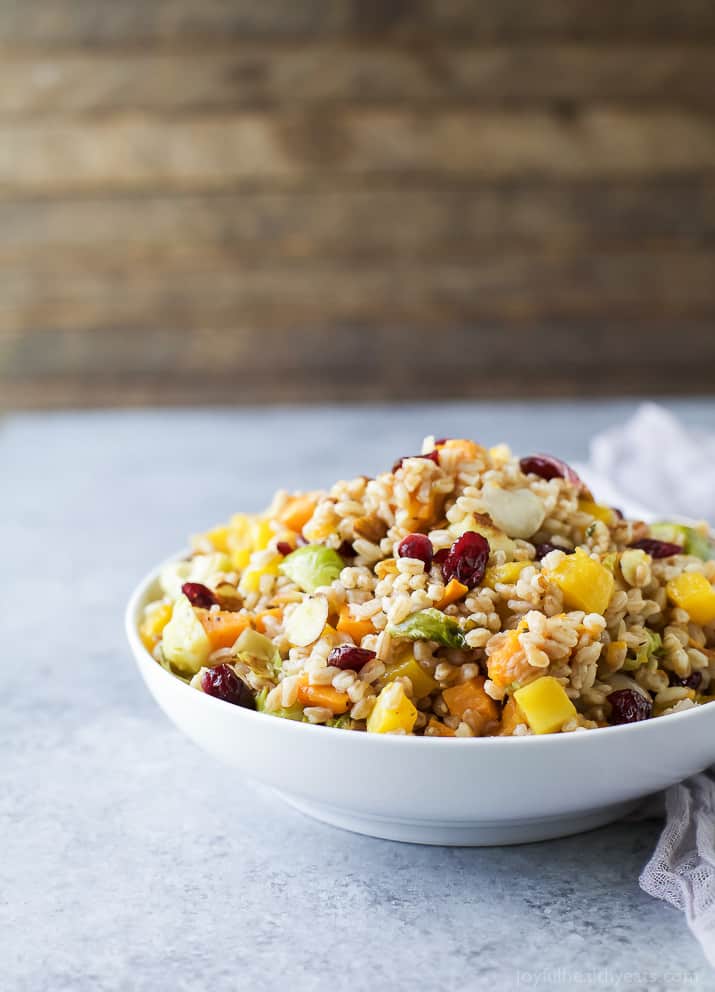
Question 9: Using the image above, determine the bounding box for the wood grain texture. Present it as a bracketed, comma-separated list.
[0, 44, 713, 114]
[0, 185, 712, 263]
[1, 107, 715, 194]
[4, 324, 715, 409]
[1, 2, 714, 409]
[2, 0, 715, 45]
[1, 250, 713, 336]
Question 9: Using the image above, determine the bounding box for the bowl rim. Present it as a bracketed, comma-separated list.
[126, 549, 715, 749]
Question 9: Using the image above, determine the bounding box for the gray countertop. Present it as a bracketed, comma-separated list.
[4, 400, 715, 992]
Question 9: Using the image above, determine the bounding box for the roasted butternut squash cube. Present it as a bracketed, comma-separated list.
[297, 682, 350, 715]
[195, 607, 252, 651]
[336, 607, 375, 643]
[486, 629, 531, 688]
[278, 494, 317, 533]
[442, 676, 499, 725]
[439, 439, 483, 460]
[498, 696, 524, 736]
[435, 578, 469, 610]
[424, 717, 456, 737]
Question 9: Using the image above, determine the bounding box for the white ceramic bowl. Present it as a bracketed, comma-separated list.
[126, 555, 715, 846]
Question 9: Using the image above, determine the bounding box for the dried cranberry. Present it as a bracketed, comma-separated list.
[534, 543, 576, 561]
[336, 540, 357, 559]
[668, 670, 702, 691]
[328, 645, 376, 671]
[519, 454, 584, 490]
[629, 538, 683, 558]
[434, 437, 449, 446]
[276, 540, 293, 556]
[397, 533, 433, 569]
[607, 688, 652, 724]
[201, 664, 256, 709]
[181, 581, 219, 609]
[441, 531, 490, 587]
[392, 450, 440, 473]
[433, 548, 449, 566]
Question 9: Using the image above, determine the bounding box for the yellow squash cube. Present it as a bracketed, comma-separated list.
[250, 517, 275, 552]
[367, 683, 418, 735]
[191, 524, 231, 554]
[513, 676, 576, 735]
[483, 561, 530, 588]
[227, 513, 274, 571]
[238, 553, 282, 595]
[666, 572, 715, 626]
[383, 655, 438, 700]
[548, 548, 614, 614]
[227, 514, 254, 570]
[139, 602, 173, 653]
[578, 499, 615, 524]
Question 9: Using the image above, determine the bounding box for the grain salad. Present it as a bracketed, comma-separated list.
[138, 437, 715, 737]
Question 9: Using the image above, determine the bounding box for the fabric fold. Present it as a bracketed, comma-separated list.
[588, 404, 715, 966]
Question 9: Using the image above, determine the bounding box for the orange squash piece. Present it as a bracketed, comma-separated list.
[486, 630, 532, 688]
[440, 439, 483, 460]
[278, 495, 317, 533]
[436, 578, 468, 610]
[442, 676, 499, 727]
[424, 717, 456, 738]
[406, 492, 444, 525]
[255, 607, 283, 633]
[336, 607, 374, 643]
[297, 682, 350, 714]
[498, 696, 524, 736]
[196, 609, 252, 650]
[408, 497, 433, 523]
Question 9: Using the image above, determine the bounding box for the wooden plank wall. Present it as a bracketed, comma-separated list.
[1, 0, 715, 407]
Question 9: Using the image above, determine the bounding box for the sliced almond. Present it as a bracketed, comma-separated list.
[482, 483, 546, 540]
[285, 596, 330, 647]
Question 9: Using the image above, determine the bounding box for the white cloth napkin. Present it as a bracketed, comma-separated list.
[586, 403, 715, 965]
[590, 403, 715, 522]
[640, 772, 715, 967]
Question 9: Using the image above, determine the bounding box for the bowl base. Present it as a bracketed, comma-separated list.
[276, 792, 641, 846]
